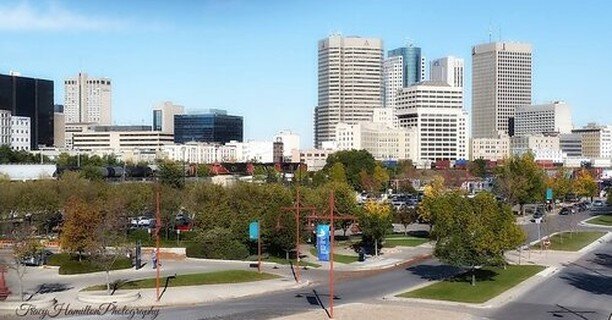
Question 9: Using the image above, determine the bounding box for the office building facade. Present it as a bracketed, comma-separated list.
[64, 73, 112, 125]
[10, 116, 31, 151]
[174, 110, 243, 144]
[388, 44, 425, 87]
[470, 135, 510, 161]
[0, 73, 54, 149]
[383, 55, 403, 108]
[430, 56, 464, 88]
[153, 101, 184, 134]
[0, 110, 10, 146]
[514, 101, 572, 136]
[396, 81, 467, 161]
[471, 42, 532, 138]
[314, 35, 384, 147]
[572, 124, 612, 158]
[559, 133, 582, 157]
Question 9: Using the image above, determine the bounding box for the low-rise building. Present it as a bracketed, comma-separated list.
[511, 134, 562, 162]
[292, 148, 336, 171]
[0, 110, 10, 146]
[72, 127, 174, 154]
[572, 124, 612, 159]
[11, 116, 31, 151]
[470, 134, 511, 161]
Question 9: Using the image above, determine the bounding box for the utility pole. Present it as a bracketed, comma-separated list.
[281, 187, 316, 283]
[305, 191, 355, 319]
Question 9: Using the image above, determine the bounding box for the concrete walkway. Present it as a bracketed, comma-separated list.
[273, 302, 478, 320]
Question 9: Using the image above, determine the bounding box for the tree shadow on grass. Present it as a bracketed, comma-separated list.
[406, 264, 463, 281]
[560, 272, 612, 295]
[450, 269, 498, 283]
[407, 230, 430, 239]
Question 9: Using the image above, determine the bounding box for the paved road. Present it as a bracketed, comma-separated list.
[489, 237, 612, 320]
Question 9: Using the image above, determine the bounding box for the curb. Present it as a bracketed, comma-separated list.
[579, 216, 612, 228]
[578, 231, 612, 253]
[77, 291, 141, 304]
[0, 297, 57, 311]
[386, 265, 557, 309]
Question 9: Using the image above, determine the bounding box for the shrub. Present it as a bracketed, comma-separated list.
[128, 229, 151, 243]
[58, 256, 132, 275]
[186, 227, 249, 260]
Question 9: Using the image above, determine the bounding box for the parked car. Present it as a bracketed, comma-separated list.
[21, 249, 53, 266]
[593, 199, 605, 208]
[559, 207, 572, 215]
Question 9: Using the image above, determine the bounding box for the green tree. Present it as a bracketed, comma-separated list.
[359, 200, 393, 256]
[1, 224, 43, 301]
[573, 169, 598, 201]
[417, 175, 446, 228]
[372, 165, 390, 193]
[157, 160, 185, 189]
[431, 192, 525, 286]
[547, 168, 572, 201]
[468, 159, 487, 178]
[329, 162, 347, 184]
[196, 164, 211, 177]
[80, 165, 104, 181]
[394, 205, 419, 236]
[324, 150, 376, 190]
[494, 153, 546, 215]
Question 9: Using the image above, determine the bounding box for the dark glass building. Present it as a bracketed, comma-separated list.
[174, 110, 243, 144]
[0, 74, 54, 149]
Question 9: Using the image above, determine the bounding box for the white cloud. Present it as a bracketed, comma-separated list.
[0, 2, 127, 31]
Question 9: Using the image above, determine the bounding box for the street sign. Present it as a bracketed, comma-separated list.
[546, 188, 553, 201]
[316, 224, 330, 261]
[249, 221, 259, 241]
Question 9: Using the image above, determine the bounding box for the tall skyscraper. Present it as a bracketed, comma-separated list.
[0, 73, 54, 149]
[388, 44, 425, 87]
[383, 55, 403, 108]
[314, 35, 384, 147]
[430, 56, 464, 88]
[64, 73, 112, 125]
[471, 42, 532, 138]
[153, 101, 185, 134]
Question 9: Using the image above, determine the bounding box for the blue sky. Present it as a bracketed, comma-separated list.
[0, 0, 611, 148]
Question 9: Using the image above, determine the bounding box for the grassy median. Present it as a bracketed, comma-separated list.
[397, 265, 545, 303]
[83, 270, 278, 291]
[309, 248, 359, 264]
[384, 237, 429, 247]
[531, 231, 606, 251]
[586, 215, 612, 226]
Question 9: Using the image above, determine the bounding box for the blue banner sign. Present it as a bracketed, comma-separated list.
[249, 221, 259, 241]
[546, 188, 553, 201]
[316, 224, 330, 261]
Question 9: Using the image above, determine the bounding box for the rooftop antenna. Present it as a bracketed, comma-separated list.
[405, 37, 414, 47]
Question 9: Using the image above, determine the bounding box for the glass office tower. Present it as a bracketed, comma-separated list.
[174, 110, 243, 144]
[388, 45, 424, 87]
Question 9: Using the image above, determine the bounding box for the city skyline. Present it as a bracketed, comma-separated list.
[1, 1, 611, 147]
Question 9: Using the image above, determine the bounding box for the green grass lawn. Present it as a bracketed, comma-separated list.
[531, 231, 606, 251]
[264, 256, 321, 268]
[587, 215, 612, 226]
[309, 248, 359, 264]
[384, 237, 429, 247]
[397, 265, 545, 303]
[83, 270, 278, 291]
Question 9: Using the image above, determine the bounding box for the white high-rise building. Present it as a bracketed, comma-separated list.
[153, 101, 185, 134]
[10, 116, 31, 151]
[314, 35, 384, 147]
[430, 56, 464, 88]
[273, 130, 300, 160]
[0, 110, 10, 146]
[64, 73, 112, 125]
[472, 42, 532, 138]
[396, 81, 468, 161]
[383, 55, 403, 108]
[514, 101, 572, 135]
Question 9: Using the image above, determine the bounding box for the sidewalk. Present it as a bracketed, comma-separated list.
[272, 302, 477, 320]
[299, 243, 433, 272]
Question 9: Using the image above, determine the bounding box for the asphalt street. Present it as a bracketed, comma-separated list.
[489, 237, 612, 320]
